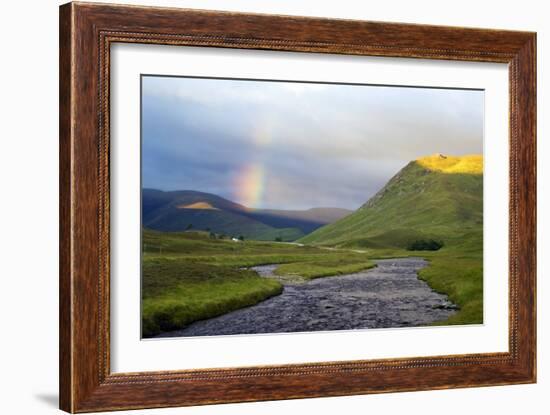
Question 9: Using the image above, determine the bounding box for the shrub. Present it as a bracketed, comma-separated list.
[407, 239, 444, 251]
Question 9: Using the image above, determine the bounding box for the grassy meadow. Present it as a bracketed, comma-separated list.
[141, 228, 481, 337]
[141, 229, 376, 337]
[142, 155, 484, 337]
[300, 155, 484, 326]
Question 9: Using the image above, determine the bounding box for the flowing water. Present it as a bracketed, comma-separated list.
[156, 257, 458, 338]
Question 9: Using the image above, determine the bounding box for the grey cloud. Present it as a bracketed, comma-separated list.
[142, 76, 483, 210]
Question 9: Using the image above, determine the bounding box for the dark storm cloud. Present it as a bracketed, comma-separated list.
[142, 76, 483, 210]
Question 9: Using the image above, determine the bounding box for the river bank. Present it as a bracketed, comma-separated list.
[156, 257, 458, 337]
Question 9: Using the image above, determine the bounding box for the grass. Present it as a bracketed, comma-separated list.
[338, 244, 482, 326]
[415, 233, 483, 325]
[299, 157, 483, 247]
[143, 191, 305, 241]
[274, 256, 375, 280]
[142, 228, 483, 335]
[141, 230, 376, 337]
[364, 246, 483, 326]
[142, 154, 484, 334]
[299, 154, 484, 326]
[418, 254, 483, 325]
[416, 153, 483, 174]
[143, 229, 320, 256]
[142, 260, 283, 337]
[337, 233, 484, 325]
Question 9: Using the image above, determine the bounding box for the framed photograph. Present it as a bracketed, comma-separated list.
[59, 2, 536, 412]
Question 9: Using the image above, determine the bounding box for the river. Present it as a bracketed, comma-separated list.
[156, 257, 457, 337]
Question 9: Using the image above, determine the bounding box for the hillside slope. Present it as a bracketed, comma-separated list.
[142, 189, 351, 241]
[300, 154, 483, 249]
[250, 207, 352, 234]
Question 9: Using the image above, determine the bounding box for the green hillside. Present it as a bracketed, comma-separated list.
[141, 154, 484, 335]
[300, 154, 484, 326]
[145, 204, 304, 241]
[141, 229, 375, 337]
[142, 189, 350, 241]
[300, 154, 483, 249]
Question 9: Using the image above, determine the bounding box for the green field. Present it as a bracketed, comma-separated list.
[142, 230, 376, 337]
[142, 154, 484, 337]
[300, 154, 484, 326]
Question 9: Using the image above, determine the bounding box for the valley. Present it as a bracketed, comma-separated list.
[142, 188, 351, 241]
[142, 154, 483, 338]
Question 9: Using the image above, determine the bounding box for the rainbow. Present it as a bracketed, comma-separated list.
[231, 117, 276, 208]
[234, 163, 265, 208]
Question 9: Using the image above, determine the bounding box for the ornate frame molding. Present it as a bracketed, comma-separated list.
[60, 2, 536, 412]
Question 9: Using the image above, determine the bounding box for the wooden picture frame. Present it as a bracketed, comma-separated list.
[59, 2, 536, 412]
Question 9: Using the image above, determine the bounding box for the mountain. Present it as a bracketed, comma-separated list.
[299, 154, 483, 249]
[142, 189, 352, 241]
[245, 207, 352, 234]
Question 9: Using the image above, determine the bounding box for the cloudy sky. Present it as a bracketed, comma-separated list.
[142, 76, 483, 210]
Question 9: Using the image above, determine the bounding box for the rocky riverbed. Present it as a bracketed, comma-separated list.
[156, 257, 458, 338]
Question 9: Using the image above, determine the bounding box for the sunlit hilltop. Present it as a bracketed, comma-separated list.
[417, 154, 483, 174]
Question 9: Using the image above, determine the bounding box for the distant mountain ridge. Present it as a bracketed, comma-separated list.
[142, 189, 352, 241]
[299, 154, 483, 249]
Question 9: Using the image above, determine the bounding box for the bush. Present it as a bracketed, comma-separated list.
[407, 239, 444, 251]
[275, 237, 282, 242]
